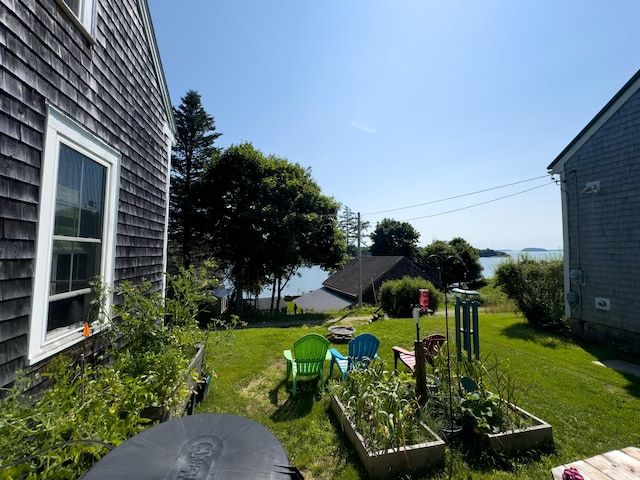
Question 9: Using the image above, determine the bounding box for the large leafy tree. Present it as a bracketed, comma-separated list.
[199, 143, 345, 313]
[369, 218, 420, 261]
[169, 90, 221, 271]
[417, 237, 483, 287]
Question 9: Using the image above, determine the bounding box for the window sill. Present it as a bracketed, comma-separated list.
[28, 322, 107, 366]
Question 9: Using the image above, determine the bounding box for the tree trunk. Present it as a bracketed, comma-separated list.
[276, 277, 283, 315]
[235, 268, 244, 314]
[270, 279, 277, 315]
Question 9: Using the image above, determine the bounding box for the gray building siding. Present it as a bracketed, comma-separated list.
[1, 0, 173, 388]
[554, 82, 640, 351]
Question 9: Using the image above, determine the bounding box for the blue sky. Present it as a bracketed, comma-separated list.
[149, 1, 640, 251]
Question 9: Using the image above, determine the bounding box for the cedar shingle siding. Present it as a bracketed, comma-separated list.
[549, 70, 640, 352]
[1, 0, 173, 388]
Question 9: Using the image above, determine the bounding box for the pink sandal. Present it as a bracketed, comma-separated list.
[562, 467, 584, 480]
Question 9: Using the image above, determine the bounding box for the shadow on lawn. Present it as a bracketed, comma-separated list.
[500, 321, 572, 349]
[460, 439, 556, 475]
[502, 320, 640, 399]
[576, 341, 640, 400]
[269, 379, 322, 421]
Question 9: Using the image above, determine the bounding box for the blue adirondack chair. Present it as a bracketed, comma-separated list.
[283, 333, 331, 396]
[329, 333, 380, 380]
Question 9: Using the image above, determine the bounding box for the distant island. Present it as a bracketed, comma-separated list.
[477, 248, 510, 258]
[477, 247, 551, 257]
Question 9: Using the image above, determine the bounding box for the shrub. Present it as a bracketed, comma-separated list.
[477, 284, 514, 313]
[493, 255, 565, 328]
[379, 276, 443, 317]
[0, 359, 150, 479]
[0, 267, 214, 478]
[103, 266, 213, 407]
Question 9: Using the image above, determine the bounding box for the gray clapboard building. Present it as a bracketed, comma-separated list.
[548, 69, 640, 353]
[1, 0, 175, 389]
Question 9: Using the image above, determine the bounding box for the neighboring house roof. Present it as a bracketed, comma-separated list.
[323, 256, 420, 298]
[548, 68, 640, 173]
[211, 288, 229, 299]
[291, 256, 425, 312]
[293, 288, 355, 312]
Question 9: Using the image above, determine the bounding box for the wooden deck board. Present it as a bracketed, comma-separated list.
[551, 447, 640, 480]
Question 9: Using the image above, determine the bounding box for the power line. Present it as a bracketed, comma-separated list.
[363, 175, 550, 216]
[401, 182, 552, 222]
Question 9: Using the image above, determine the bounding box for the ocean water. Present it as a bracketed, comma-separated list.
[480, 250, 563, 277]
[265, 250, 563, 297]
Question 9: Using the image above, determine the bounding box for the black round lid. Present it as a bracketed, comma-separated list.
[81, 413, 291, 479]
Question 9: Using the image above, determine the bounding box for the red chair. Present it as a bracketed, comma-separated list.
[392, 334, 446, 372]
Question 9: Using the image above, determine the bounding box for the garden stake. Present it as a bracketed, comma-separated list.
[80, 353, 85, 404]
[427, 254, 463, 434]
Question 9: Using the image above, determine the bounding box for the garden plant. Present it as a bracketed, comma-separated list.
[2, 290, 640, 479]
[0, 266, 215, 479]
[329, 361, 431, 451]
[196, 305, 640, 479]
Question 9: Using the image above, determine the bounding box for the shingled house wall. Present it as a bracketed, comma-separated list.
[0, 0, 174, 389]
[549, 71, 640, 353]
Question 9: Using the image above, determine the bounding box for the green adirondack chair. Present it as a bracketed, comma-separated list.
[283, 333, 331, 396]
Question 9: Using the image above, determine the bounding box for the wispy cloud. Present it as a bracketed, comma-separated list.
[350, 121, 377, 134]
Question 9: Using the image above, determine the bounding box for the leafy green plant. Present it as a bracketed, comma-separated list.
[165, 262, 217, 329]
[379, 276, 443, 317]
[431, 346, 532, 435]
[0, 267, 213, 478]
[102, 267, 211, 408]
[0, 358, 150, 479]
[460, 390, 504, 434]
[330, 361, 431, 451]
[493, 255, 565, 328]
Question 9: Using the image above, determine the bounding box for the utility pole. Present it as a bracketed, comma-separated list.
[358, 212, 362, 306]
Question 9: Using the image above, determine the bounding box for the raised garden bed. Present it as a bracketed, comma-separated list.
[330, 394, 445, 479]
[141, 343, 206, 422]
[484, 403, 553, 454]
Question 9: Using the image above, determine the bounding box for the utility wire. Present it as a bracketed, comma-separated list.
[401, 182, 551, 222]
[363, 175, 550, 216]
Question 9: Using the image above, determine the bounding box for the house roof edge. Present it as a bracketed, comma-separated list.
[138, 0, 176, 138]
[548, 68, 640, 174]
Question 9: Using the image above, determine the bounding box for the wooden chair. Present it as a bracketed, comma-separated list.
[283, 333, 331, 396]
[392, 334, 446, 372]
[329, 333, 380, 380]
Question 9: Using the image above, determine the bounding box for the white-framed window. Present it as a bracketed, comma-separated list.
[56, 0, 96, 37]
[29, 105, 120, 364]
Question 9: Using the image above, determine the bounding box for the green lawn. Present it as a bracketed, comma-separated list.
[197, 312, 640, 479]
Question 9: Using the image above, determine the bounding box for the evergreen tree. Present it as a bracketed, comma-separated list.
[169, 90, 221, 271]
[338, 206, 370, 259]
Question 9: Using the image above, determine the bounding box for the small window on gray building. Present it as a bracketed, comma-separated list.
[29, 106, 119, 364]
[57, 0, 96, 34]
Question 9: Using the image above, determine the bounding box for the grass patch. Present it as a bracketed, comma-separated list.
[198, 312, 640, 479]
